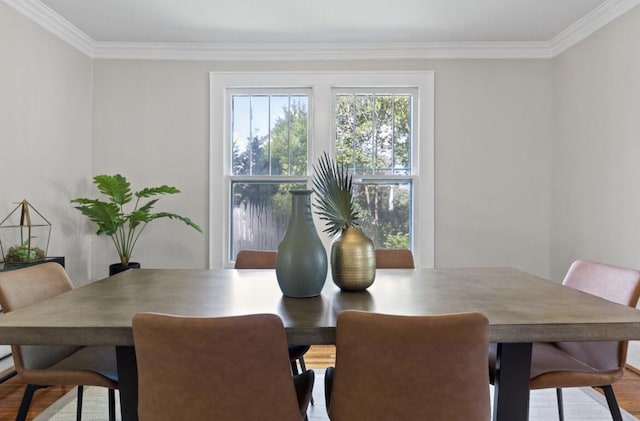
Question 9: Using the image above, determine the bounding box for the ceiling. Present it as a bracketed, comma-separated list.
[40, 0, 606, 43]
[5, 0, 639, 59]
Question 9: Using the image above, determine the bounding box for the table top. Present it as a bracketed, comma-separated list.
[1, 267, 640, 346]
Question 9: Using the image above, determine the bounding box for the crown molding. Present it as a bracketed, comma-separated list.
[91, 41, 552, 61]
[2, 0, 94, 56]
[3, 0, 638, 61]
[550, 0, 640, 56]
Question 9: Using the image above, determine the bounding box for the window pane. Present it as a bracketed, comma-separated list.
[250, 95, 270, 175]
[355, 94, 374, 173]
[289, 96, 308, 175]
[231, 95, 250, 176]
[393, 95, 412, 174]
[352, 181, 412, 249]
[335, 93, 413, 176]
[335, 94, 355, 168]
[375, 95, 394, 175]
[269, 95, 289, 175]
[231, 181, 306, 259]
[232, 94, 308, 177]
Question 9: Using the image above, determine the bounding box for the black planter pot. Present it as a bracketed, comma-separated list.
[109, 262, 141, 276]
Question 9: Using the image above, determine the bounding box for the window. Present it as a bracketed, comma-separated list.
[210, 72, 434, 268]
[229, 90, 310, 255]
[333, 89, 415, 250]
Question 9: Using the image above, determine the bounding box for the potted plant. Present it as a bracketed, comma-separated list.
[312, 152, 375, 291]
[71, 174, 203, 275]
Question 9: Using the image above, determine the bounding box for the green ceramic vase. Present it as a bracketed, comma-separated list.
[276, 190, 328, 297]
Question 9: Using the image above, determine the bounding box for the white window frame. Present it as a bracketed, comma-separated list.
[210, 71, 434, 269]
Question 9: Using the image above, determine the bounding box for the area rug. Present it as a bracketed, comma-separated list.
[35, 370, 638, 421]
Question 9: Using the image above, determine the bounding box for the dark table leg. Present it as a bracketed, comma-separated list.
[116, 346, 139, 421]
[493, 342, 532, 421]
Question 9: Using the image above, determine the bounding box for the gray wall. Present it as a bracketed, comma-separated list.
[91, 59, 553, 279]
[0, 3, 93, 284]
[11, 1, 640, 286]
[551, 5, 640, 281]
[551, 4, 640, 366]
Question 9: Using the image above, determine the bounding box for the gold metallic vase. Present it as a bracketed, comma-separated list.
[330, 227, 376, 291]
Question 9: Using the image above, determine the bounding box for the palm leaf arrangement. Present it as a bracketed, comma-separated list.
[71, 174, 203, 265]
[312, 152, 360, 237]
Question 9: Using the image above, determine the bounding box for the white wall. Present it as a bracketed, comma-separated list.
[4, 0, 640, 365]
[551, 5, 640, 365]
[0, 3, 93, 285]
[90, 60, 209, 279]
[0, 2, 556, 283]
[551, 5, 640, 280]
[432, 60, 552, 276]
[91, 59, 553, 279]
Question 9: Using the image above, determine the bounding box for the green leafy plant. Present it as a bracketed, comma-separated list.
[71, 174, 203, 266]
[312, 152, 360, 237]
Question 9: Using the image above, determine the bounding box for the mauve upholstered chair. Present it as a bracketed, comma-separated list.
[489, 259, 640, 421]
[132, 312, 314, 421]
[325, 310, 491, 421]
[0, 263, 118, 421]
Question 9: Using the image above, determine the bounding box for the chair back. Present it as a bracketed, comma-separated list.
[235, 250, 277, 269]
[0, 263, 79, 372]
[328, 310, 490, 421]
[374, 249, 415, 268]
[132, 312, 303, 421]
[558, 260, 640, 371]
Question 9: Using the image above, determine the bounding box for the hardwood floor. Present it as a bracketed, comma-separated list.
[0, 346, 638, 420]
[609, 365, 640, 417]
[0, 372, 72, 421]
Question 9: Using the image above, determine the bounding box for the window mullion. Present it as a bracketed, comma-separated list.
[392, 95, 396, 175]
[351, 94, 356, 170]
[287, 95, 292, 176]
[372, 94, 377, 176]
[268, 95, 272, 176]
[249, 95, 254, 177]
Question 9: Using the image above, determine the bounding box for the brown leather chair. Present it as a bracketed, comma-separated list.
[235, 249, 278, 269]
[235, 250, 311, 375]
[132, 312, 314, 421]
[489, 259, 640, 421]
[0, 263, 118, 421]
[325, 310, 490, 421]
[375, 249, 415, 268]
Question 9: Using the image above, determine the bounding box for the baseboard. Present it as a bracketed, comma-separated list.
[627, 364, 640, 375]
[626, 341, 640, 369]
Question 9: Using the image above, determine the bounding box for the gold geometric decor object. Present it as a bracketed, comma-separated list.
[0, 200, 51, 264]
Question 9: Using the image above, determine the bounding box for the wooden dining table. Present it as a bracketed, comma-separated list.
[1, 267, 640, 421]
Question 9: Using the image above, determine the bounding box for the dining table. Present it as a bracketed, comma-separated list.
[1, 267, 640, 421]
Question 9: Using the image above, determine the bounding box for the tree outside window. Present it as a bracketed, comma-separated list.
[228, 87, 416, 260]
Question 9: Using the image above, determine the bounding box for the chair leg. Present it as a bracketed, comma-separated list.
[296, 356, 314, 405]
[16, 384, 41, 421]
[555, 388, 564, 421]
[76, 385, 84, 421]
[108, 388, 116, 421]
[325, 367, 335, 411]
[601, 385, 623, 421]
[291, 360, 299, 375]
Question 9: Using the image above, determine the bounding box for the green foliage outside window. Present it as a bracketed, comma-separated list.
[335, 93, 412, 249]
[231, 91, 412, 254]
